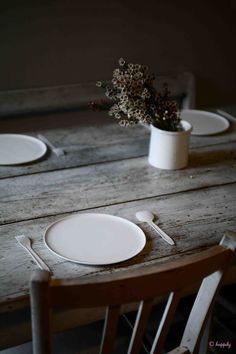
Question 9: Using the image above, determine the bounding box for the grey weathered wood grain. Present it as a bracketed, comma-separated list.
[1, 111, 236, 179]
[1, 142, 236, 224]
[1, 106, 236, 351]
[0, 122, 150, 179]
[0, 183, 235, 307]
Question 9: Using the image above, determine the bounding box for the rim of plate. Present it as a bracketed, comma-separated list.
[43, 213, 146, 265]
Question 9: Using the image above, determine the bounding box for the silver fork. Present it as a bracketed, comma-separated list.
[15, 235, 52, 274]
[37, 134, 65, 157]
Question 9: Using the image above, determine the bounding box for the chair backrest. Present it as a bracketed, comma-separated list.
[30, 231, 236, 354]
[0, 72, 195, 117]
[154, 72, 195, 110]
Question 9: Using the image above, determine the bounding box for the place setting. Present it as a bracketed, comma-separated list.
[15, 210, 175, 273]
[181, 109, 230, 136]
[0, 133, 65, 165]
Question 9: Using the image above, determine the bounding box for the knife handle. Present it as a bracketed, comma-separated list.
[150, 222, 175, 245]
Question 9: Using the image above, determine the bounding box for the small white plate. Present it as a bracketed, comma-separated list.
[0, 134, 47, 165]
[181, 110, 229, 136]
[44, 213, 146, 265]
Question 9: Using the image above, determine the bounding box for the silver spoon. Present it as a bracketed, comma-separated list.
[136, 210, 175, 245]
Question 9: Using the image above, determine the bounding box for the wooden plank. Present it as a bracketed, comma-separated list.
[0, 183, 235, 306]
[0, 82, 103, 117]
[1, 112, 236, 179]
[0, 121, 150, 179]
[1, 142, 236, 224]
[0, 72, 194, 117]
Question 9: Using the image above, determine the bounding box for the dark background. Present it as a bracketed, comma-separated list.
[0, 0, 236, 108]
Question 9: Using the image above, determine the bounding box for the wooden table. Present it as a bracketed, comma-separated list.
[0, 106, 236, 349]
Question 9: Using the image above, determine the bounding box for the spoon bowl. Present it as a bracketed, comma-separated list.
[135, 210, 154, 222]
[136, 210, 154, 223]
[135, 210, 175, 246]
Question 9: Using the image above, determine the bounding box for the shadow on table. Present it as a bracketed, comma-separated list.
[188, 148, 236, 169]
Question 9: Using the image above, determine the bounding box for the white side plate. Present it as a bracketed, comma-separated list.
[0, 134, 47, 165]
[44, 213, 146, 265]
[181, 110, 229, 136]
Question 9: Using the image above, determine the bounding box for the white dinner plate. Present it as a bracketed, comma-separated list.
[0, 134, 47, 165]
[44, 213, 146, 265]
[180, 110, 229, 136]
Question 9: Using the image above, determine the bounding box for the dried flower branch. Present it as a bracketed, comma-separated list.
[94, 58, 181, 131]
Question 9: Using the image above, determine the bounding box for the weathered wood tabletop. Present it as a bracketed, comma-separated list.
[0, 106, 236, 349]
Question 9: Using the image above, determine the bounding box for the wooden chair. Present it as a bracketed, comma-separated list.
[0, 72, 195, 118]
[30, 231, 236, 354]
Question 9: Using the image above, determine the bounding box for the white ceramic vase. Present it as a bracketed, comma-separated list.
[148, 120, 192, 170]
